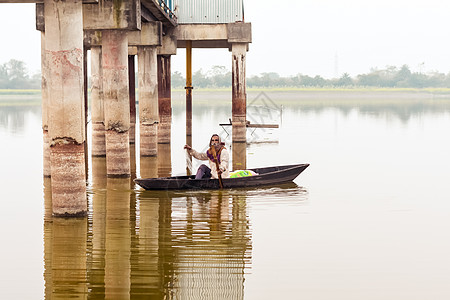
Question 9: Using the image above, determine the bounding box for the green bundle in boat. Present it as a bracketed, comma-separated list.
[229, 170, 258, 178]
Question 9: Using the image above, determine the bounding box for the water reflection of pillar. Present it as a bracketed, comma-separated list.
[51, 218, 88, 298]
[157, 143, 172, 177]
[88, 157, 107, 296]
[130, 194, 162, 297]
[158, 193, 176, 298]
[172, 192, 251, 299]
[43, 177, 53, 298]
[105, 178, 131, 299]
[157, 55, 172, 144]
[232, 141, 247, 170]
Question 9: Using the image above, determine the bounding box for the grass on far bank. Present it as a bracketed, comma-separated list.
[0, 89, 41, 95]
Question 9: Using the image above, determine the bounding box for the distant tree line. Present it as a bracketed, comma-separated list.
[0, 59, 41, 89]
[174, 64, 450, 89]
[3, 59, 450, 89]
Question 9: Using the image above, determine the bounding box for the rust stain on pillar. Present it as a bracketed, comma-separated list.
[157, 55, 172, 144]
[128, 55, 136, 144]
[102, 30, 131, 177]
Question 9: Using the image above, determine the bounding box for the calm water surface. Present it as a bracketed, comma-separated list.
[1, 91, 450, 299]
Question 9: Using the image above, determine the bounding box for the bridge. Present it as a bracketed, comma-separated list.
[0, 0, 251, 216]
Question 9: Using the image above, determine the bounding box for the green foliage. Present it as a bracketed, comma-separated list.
[0, 59, 40, 89]
[4, 59, 450, 90]
[175, 64, 450, 89]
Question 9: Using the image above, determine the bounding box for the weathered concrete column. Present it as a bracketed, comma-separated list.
[138, 46, 159, 156]
[44, 0, 86, 216]
[128, 55, 136, 144]
[231, 43, 248, 143]
[157, 55, 172, 144]
[102, 30, 131, 177]
[91, 45, 106, 157]
[41, 31, 51, 177]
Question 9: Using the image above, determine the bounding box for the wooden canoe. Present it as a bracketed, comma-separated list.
[134, 163, 309, 190]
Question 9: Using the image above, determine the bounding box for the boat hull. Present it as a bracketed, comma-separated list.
[134, 164, 309, 190]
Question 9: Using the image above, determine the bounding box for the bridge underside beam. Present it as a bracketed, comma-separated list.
[175, 23, 251, 49]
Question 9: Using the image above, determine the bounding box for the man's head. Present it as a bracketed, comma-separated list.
[210, 134, 220, 146]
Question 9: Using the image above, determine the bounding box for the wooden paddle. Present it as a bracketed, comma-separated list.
[210, 146, 224, 188]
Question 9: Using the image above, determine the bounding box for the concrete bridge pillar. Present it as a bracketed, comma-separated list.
[102, 30, 131, 177]
[157, 55, 172, 144]
[44, 0, 86, 216]
[138, 46, 159, 156]
[128, 55, 136, 144]
[231, 43, 248, 143]
[91, 45, 106, 157]
[41, 31, 51, 178]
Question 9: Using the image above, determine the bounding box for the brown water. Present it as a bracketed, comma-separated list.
[2, 91, 450, 299]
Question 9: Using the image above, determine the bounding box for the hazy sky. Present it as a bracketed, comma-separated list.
[1, 0, 450, 78]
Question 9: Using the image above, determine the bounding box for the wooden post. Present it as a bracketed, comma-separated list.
[185, 41, 193, 174]
[186, 40, 193, 139]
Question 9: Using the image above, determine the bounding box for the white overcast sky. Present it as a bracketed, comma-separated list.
[1, 0, 450, 78]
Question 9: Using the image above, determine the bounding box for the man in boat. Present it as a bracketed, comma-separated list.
[184, 134, 230, 179]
